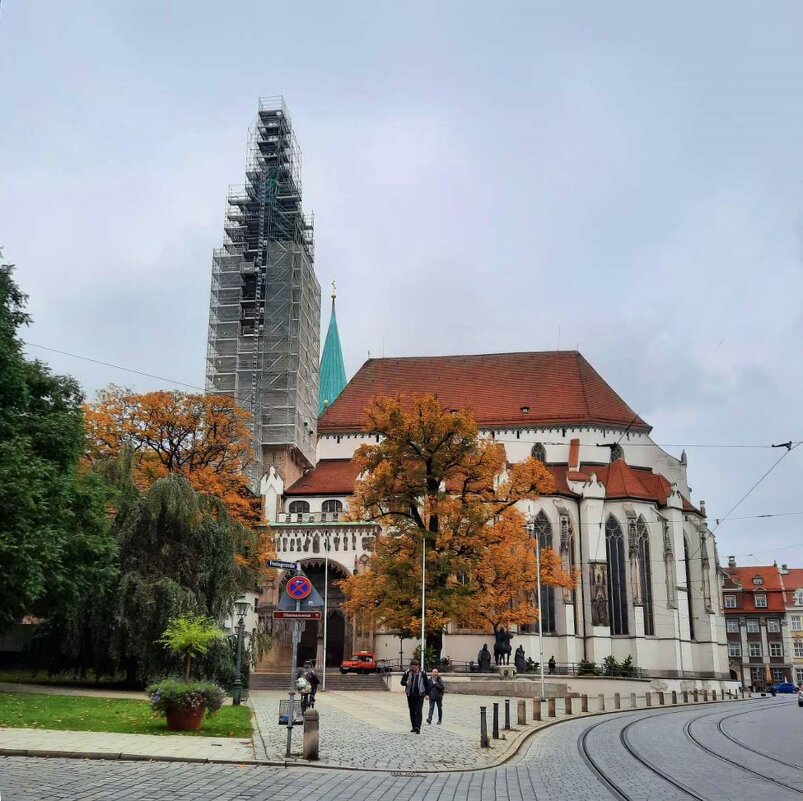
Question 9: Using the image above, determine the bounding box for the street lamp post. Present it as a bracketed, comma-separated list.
[322, 530, 329, 691]
[232, 598, 250, 705]
[421, 534, 427, 668]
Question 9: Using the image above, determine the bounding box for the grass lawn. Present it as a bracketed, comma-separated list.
[0, 693, 252, 738]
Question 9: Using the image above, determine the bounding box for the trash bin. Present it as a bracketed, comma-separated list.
[278, 699, 303, 726]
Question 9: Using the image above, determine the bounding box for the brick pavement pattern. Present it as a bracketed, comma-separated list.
[2, 696, 800, 800]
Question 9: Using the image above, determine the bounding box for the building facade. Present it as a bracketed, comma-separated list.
[722, 560, 793, 688]
[782, 567, 803, 686]
[258, 351, 730, 680]
[206, 98, 320, 486]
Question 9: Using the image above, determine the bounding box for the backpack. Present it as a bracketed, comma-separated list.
[296, 676, 311, 694]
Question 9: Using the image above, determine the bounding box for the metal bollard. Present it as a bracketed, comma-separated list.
[480, 706, 490, 748]
[630, 692, 637, 709]
[565, 696, 573, 715]
[533, 698, 542, 721]
[547, 698, 556, 718]
[302, 708, 319, 761]
[517, 699, 527, 726]
[683, 691, 689, 704]
[672, 691, 678, 705]
[693, 689, 699, 703]
[645, 692, 652, 707]
[703, 690, 708, 702]
[658, 691, 665, 705]
[581, 694, 588, 713]
[598, 693, 606, 711]
[504, 699, 511, 730]
[614, 692, 621, 710]
[712, 690, 717, 701]
[492, 702, 499, 739]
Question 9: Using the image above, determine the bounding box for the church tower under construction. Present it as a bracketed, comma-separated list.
[206, 98, 321, 485]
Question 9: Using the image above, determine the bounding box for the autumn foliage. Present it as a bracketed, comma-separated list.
[340, 395, 577, 646]
[84, 387, 260, 525]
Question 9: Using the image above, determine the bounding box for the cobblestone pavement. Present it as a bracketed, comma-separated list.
[250, 690, 532, 768]
[2, 697, 799, 800]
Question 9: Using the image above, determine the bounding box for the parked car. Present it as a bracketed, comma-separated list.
[771, 682, 798, 694]
[339, 650, 391, 674]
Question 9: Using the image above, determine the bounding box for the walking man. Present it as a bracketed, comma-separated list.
[427, 668, 445, 725]
[401, 659, 429, 733]
[548, 655, 556, 675]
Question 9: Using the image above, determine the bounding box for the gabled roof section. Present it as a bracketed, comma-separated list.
[318, 351, 649, 434]
[318, 288, 347, 415]
[285, 459, 361, 496]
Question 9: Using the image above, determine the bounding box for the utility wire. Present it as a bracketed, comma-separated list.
[23, 341, 206, 392]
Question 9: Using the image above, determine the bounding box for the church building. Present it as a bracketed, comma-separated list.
[256, 301, 730, 680]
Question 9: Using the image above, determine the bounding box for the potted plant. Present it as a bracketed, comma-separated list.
[147, 614, 226, 731]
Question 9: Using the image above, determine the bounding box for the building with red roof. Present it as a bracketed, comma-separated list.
[257, 350, 729, 685]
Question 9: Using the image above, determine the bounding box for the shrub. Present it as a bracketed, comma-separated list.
[146, 677, 224, 716]
[620, 655, 634, 677]
[158, 614, 225, 680]
[602, 655, 620, 676]
[577, 659, 598, 676]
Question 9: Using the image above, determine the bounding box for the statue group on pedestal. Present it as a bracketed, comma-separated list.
[475, 628, 530, 672]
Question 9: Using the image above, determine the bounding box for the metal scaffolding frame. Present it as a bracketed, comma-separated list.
[206, 98, 320, 480]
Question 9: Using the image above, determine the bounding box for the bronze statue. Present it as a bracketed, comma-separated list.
[493, 628, 514, 666]
[477, 644, 492, 672]
[514, 645, 526, 673]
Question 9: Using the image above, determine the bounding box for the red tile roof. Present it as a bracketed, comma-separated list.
[318, 351, 650, 434]
[723, 565, 786, 612]
[285, 459, 361, 496]
[783, 568, 803, 593]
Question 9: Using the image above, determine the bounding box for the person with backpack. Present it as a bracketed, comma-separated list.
[426, 668, 445, 725]
[302, 661, 320, 708]
[296, 669, 313, 711]
[401, 659, 429, 733]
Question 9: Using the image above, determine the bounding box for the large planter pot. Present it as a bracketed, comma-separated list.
[165, 703, 206, 731]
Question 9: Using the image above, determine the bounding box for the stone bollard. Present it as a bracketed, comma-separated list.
[693, 689, 699, 703]
[712, 690, 717, 701]
[614, 692, 621, 710]
[517, 699, 527, 726]
[703, 690, 708, 702]
[302, 708, 320, 761]
[547, 698, 556, 718]
[492, 702, 500, 739]
[598, 693, 606, 711]
[581, 694, 589, 713]
[683, 691, 689, 704]
[504, 699, 511, 731]
[658, 691, 665, 705]
[480, 706, 490, 748]
[533, 698, 542, 721]
[565, 696, 573, 715]
[645, 692, 652, 707]
[672, 691, 678, 705]
[630, 693, 637, 709]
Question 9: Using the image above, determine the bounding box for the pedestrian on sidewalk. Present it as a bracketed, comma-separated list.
[303, 661, 320, 708]
[401, 659, 430, 733]
[427, 668, 445, 725]
[548, 656, 556, 675]
[296, 669, 313, 712]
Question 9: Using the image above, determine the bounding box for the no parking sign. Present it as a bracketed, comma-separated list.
[286, 575, 312, 601]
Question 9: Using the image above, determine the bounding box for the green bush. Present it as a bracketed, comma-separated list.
[158, 614, 225, 681]
[146, 678, 224, 716]
[577, 659, 598, 676]
[620, 655, 634, 677]
[602, 655, 620, 676]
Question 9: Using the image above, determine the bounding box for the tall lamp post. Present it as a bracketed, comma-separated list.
[322, 530, 330, 691]
[232, 598, 250, 705]
[525, 507, 546, 702]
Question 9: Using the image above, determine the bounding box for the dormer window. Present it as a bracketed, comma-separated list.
[795, 590, 803, 607]
[531, 443, 546, 462]
[752, 576, 764, 585]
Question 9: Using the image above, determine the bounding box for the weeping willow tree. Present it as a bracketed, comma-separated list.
[113, 473, 260, 685]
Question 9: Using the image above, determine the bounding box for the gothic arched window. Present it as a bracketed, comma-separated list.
[610, 444, 624, 463]
[606, 515, 629, 635]
[684, 538, 696, 641]
[532, 510, 555, 634]
[288, 500, 310, 516]
[322, 499, 343, 519]
[636, 516, 655, 635]
[531, 443, 546, 462]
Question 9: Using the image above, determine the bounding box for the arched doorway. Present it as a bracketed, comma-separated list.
[326, 611, 346, 667]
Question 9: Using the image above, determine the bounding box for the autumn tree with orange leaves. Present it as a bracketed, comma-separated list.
[340, 395, 576, 654]
[84, 387, 260, 525]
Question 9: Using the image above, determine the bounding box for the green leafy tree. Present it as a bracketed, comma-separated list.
[0, 260, 114, 633]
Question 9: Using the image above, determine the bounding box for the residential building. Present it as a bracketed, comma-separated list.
[722, 559, 792, 688]
[781, 566, 803, 686]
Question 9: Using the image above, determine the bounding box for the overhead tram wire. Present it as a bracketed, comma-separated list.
[22, 341, 206, 392]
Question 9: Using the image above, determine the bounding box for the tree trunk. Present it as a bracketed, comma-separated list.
[184, 654, 192, 681]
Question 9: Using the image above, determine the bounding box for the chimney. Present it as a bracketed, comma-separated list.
[568, 438, 580, 472]
[728, 555, 736, 569]
[781, 564, 789, 575]
[699, 500, 706, 516]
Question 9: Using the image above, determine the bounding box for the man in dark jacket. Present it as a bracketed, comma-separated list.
[401, 660, 430, 733]
[302, 661, 320, 708]
[426, 668, 445, 725]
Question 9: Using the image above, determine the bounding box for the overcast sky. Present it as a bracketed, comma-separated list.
[1, 0, 802, 568]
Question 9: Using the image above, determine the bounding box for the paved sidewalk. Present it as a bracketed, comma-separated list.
[0, 726, 254, 762]
[250, 690, 534, 770]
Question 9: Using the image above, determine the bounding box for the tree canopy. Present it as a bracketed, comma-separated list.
[340, 395, 576, 648]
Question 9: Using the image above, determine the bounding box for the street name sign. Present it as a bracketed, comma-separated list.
[267, 559, 298, 570]
[272, 610, 322, 621]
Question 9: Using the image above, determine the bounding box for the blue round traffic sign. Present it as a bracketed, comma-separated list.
[286, 576, 312, 600]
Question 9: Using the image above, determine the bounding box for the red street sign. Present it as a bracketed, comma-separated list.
[286, 576, 312, 600]
[273, 610, 322, 621]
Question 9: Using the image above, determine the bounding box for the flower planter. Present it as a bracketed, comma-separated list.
[165, 703, 206, 731]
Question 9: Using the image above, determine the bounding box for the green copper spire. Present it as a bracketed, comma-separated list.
[319, 281, 347, 415]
